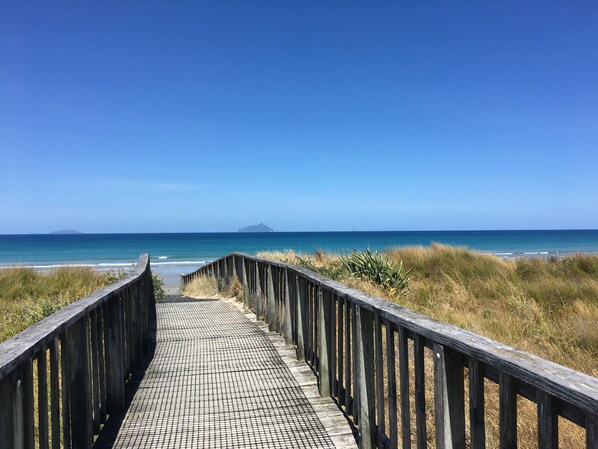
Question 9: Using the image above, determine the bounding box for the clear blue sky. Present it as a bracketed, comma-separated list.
[1, 2, 597, 233]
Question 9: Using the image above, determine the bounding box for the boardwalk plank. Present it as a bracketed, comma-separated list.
[98, 295, 356, 449]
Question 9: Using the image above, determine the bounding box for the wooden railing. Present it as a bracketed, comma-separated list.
[0, 254, 155, 449]
[182, 253, 598, 449]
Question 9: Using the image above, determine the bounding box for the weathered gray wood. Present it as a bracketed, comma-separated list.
[337, 298, 345, 405]
[414, 334, 427, 449]
[129, 284, 143, 372]
[330, 293, 337, 395]
[50, 338, 60, 449]
[499, 372, 517, 449]
[133, 283, 143, 367]
[469, 358, 486, 449]
[255, 262, 263, 320]
[433, 343, 465, 449]
[308, 283, 314, 366]
[61, 335, 71, 449]
[267, 266, 277, 331]
[23, 357, 34, 449]
[276, 267, 283, 332]
[104, 296, 125, 413]
[374, 315, 385, 447]
[65, 316, 92, 449]
[352, 302, 359, 424]
[386, 320, 398, 449]
[537, 390, 558, 449]
[121, 289, 130, 379]
[296, 276, 307, 361]
[38, 350, 49, 449]
[356, 306, 376, 449]
[231, 254, 237, 282]
[241, 258, 249, 307]
[97, 307, 106, 425]
[284, 268, 293, 345]
[345, 297, 352, 416]
[90, 311, 100, 434]
[0, 369, 17, 449]
[318, 287, 333, 396]
[398, 326, 411, 449]
[97, 296, 353, 449]
[587, 413, 598, 449]
[192, 253, 598, 421]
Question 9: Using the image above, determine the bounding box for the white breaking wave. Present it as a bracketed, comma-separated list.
[151, 261, 207, 266]
[1, 260, 209, 269]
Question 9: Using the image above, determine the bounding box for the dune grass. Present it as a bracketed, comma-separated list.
[259, 245, 598, 376]
[182, 275, 220, 298]
[0, 267, 122, 343]
[182, 274, 243, 301]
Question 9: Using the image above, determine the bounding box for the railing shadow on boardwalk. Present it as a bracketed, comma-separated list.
[182, 253, 598, 449]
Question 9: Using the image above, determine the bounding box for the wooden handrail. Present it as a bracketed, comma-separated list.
[0, 254, 155, 449]
[182, 252, 598, 449]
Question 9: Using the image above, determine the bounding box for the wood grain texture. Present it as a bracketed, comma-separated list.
[356, 306, 376, 449]
[469, 358, 486, 449]
[499, 372, 517, 449]
[433, 343, 465, 449]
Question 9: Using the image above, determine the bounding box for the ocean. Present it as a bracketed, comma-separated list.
[1, 231, 598, 280]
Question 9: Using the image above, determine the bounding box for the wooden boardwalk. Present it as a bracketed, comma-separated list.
[95, 295, 357, 449]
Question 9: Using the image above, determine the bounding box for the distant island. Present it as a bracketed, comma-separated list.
[238, 223, 274, 233]
[49, 229, 84, 235]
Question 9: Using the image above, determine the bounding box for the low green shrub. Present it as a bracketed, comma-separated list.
[152, 273, 167, 300]
[340, 248, 411, 296]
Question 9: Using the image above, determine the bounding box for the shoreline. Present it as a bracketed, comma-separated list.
[3, 249, 598, 291]
[2, 248, 598, 271]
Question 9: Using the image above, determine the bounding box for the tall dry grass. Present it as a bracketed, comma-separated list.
[260, 245, 598, 376]
[0, 267, 116, 343]
[182, 274, 244, 301]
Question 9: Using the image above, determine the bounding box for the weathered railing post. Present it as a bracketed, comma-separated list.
[433, 343, 465, 449]
[538, 391, 558, 449]
[283, 268, 293, 345]
[587, 414, 598, 449]
[231, 254, 237, 282]
[469, 359, 485, 449]
[241, 257, 249, 307]
[317, 287, 333, 397]
[0, 369, 20, 449]
[65, 315, 93, 449]
[356, 305, 376, 449]
[104, 296, 125, 413]
[499, 372, 518, 448]
[255, 262, 263, 319]
[267, 266, 277, 331]
[296, 275, 307, 361]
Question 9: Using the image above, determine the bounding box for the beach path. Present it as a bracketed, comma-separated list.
[94, 295, 357, 448]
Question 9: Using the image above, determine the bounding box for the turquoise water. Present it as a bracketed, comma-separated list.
[2, 231, 598, 271]
[2, 231, 597, 287]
